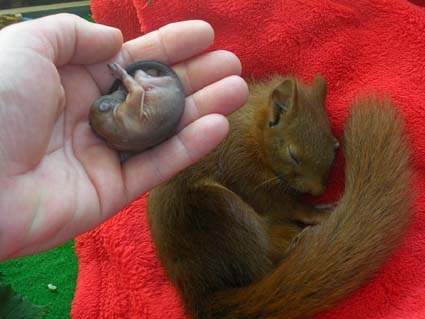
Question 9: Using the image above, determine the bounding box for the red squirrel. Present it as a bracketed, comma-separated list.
[147, 75, 413, 319]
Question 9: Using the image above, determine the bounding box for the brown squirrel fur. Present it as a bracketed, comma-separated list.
[148, 75, 413, 319]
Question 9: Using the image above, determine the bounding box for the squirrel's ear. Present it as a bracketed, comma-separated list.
[314, 74, 327, 105]
[269, 78, 297, 128]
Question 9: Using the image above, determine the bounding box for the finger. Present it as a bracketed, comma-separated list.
[173, 50, 242, 96]
[87, 20, 215, 92]
[178, 75, 249, 130]
[122, 114, 229, 202]
[0, 13, 123, 66]
[91, 49, 244, 97]
[120, 20, 214, 67]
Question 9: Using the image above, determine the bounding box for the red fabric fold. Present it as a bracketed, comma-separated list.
[73, 1, 425, 318]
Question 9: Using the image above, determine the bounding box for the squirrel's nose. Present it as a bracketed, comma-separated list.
[308, 182, 326, 196]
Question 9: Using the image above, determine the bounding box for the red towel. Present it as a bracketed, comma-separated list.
[72, 1, 425, 318]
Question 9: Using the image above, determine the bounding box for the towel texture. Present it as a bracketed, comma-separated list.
[72, 1, 425, 318]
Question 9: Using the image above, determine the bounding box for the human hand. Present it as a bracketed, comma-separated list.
[0, 14, 248, 260]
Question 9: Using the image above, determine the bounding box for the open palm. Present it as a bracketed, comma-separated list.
[0, 15, 248, 260]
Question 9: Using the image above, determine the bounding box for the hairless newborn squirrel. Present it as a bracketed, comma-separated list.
[89, 61, 185, 153]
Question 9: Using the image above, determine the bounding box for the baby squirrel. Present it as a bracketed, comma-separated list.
[148, 75, 413, 319]
[89, 61, 185, 152]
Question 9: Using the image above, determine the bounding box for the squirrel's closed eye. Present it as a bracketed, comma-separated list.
[287, 145, 300, 165]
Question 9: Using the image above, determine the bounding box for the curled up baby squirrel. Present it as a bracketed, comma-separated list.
[148, 75, 413, 319]
[89, 61, 185, 153]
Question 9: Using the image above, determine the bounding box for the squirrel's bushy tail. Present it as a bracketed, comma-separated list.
[209, 97, 414, 319]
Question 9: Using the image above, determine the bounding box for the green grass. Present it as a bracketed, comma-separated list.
[0, 241, 78, 319]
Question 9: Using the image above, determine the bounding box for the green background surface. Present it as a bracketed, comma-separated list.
[0, 241, 79, 318]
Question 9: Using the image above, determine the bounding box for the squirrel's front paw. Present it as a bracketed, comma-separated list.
[286, 226, 312, 253]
